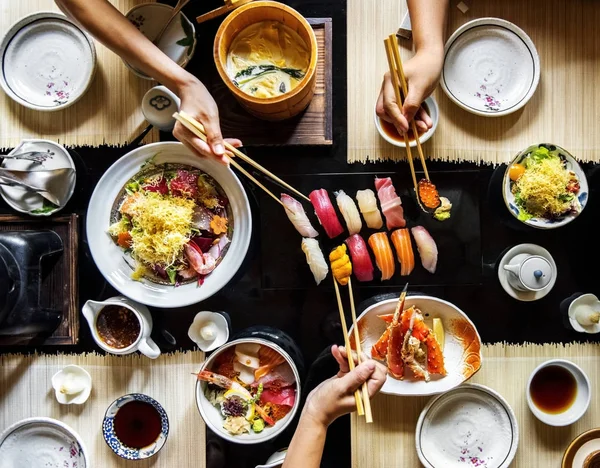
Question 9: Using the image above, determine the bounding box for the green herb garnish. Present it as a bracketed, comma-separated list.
[166, 267, 177, 284]
[233, 65, 305, 87]
[30, 199, 58, 214]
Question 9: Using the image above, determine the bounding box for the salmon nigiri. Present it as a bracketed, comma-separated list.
[390, 228, 415, 276]
[368, 232, 395, 280]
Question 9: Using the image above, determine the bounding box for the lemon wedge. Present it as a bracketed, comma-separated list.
[224, 388, 252, 400]
[432, 318, 445, 350]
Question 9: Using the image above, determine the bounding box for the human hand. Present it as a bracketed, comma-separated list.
[376, 48, 444, 135]
[173, 75, 242, 164]
[302, 345, 387, 428]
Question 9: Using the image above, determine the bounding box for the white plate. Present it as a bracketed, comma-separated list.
[416, 384, 519, 468]
[0, 12, 96, 111]
[0, 417, 88, 468]
[86, 142, 252, 308]
[0, 139, 76, 216]
[441, 18, 540, 116]
[349, 296, 482, 396]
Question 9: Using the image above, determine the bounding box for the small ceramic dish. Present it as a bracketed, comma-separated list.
[526, 359, 590, 427]
[0, 417, 88, 467]
[51, 365, 92, 405]
[562, 428, 600, 468]
[188, 311, 229, 352]
[0, 12, 96, 111]
[0, 139, 76, 216]
[416, 383, 519, 468]
[568, 294, 600, 334]
[141, 85, 181, 131]
[374, 95, 439, 148]
[255, 448, 288, 468]
[125, 4, 196, 79]
[441, 18, 540, 117]
[502, 143, 588, 229]
[102, 393, 169, 460]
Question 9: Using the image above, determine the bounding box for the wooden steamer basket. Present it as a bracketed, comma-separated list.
[213, 1, 318, 121]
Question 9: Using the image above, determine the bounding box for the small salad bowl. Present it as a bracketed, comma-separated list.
[502, 143, 588, 229]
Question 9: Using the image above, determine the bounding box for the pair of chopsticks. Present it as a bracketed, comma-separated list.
[383, 35, 431, 199]
[172, 111, 309, 208]
[333, 277, 373, 423]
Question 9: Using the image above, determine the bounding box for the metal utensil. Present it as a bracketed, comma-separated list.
[153, 0, 191, 45]
[0, 168, 75, 206]
[0, 150, 54, 164]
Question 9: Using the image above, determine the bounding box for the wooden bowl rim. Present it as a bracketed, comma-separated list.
[213, 0, 318, 105]
[562, 428, 600, 467]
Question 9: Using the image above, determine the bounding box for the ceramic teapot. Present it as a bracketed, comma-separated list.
[82, 296, 160, 359]
[502, 254, 554, 292]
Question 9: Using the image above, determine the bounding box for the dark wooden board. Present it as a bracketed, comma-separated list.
[212, 18, 333, 146]
[0, 214, 79, 346]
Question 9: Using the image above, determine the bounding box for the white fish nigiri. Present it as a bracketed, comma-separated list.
[301, 238, 329, 285]
[281, 194, 319, 238]
[356, 189, 383, 229]
[411, 226, 438, 274]
[335, 190, 362, 235]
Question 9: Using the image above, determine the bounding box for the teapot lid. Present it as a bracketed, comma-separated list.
[521, 256, 553, 290]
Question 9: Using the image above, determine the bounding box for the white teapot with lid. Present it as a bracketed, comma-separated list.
[503, 254, 554, 292]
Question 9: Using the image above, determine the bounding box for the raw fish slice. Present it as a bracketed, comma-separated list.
[254, 362, 295, 388]
[255, 346, 286, 381]
[374, 177, 406, 230]
[345, 234, 374, 282]
[368, 232, 395, 280]
[390, 228, 415, 276]
[260, 386, 296, 407]
[301, 238, 329, 285]
[281, 194, 319, 238]
[411, 226, 438, 274]
[309, 189, 344, 239]
[335, 190, 362, 235]
[356, 189, 383, 229]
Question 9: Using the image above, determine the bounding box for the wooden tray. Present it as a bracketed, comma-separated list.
[0, 214, 79, 346]
[212, 18, 333, 146]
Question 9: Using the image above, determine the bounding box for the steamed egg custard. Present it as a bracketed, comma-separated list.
[227, 21, 310, 98]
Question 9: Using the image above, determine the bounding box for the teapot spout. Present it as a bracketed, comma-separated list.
[503, 263, 520, 275]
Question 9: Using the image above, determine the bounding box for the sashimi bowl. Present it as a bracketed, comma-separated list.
[349, 295, 482, 396]
[195, 338, 301, 444]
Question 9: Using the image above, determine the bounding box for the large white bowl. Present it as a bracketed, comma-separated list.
[86, 142, 252, 308]
[349, 295, 482, 396]
[195, 338, 301, 444]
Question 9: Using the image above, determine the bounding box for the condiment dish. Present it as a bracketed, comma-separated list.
[562, 428, 600, 468]
[568, 294, 600, 334]
[51, 365, 92, 405]
[188, 311, 229, 352]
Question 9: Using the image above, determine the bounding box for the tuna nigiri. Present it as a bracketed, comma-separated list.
[375, 177, 406, 230]
[356, 189, 383, 229]
[301, 238, 329, 285]
[411, 226, 438, 274]
[281, 194, 318, 238]
[309, 189, 344, 239]
[345, 234, 374, 282]
[368, 232, 395, 280]
[390, 228, 415, 276]
[335, 190, 362, 235]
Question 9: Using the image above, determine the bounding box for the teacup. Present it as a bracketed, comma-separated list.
[82, 296, 160, 359]
[503, 253, 553, 292]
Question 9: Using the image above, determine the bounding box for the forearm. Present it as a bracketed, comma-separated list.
[407, 0, 449, 54]
[282, 412, 328, 468]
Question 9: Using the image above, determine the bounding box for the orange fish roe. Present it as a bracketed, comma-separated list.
[418, 179, 441, 209]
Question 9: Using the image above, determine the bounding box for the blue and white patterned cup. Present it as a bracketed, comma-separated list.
[102, 393, 169, 460]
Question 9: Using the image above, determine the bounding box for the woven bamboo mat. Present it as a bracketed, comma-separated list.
[351, 342, 600, 467]
[0, 0, 160, 150]
[0, 351, 206, 468]
[347, 0, 600, 164]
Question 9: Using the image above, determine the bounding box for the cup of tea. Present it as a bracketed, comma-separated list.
[526, 359, 590, 426]
[102, 393, 169, 460]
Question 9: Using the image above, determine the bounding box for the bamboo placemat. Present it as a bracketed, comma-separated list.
[351, 342, 600, 467]
[0, 0, 159, 150]
[0, 351, 206, 468]
[347, 0, 600, 164]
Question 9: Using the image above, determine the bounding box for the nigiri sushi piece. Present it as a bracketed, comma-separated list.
[356, 189, 383, 229]
[368, 232, 395, 280]
[309, 189, 344, 239]
[375, 177, 406, 230]
[281, 194, 319, 238]
[301, 238, 329, 285]
[411, 226, 438, 274]
[345, 234, 374, 282]
[390, 228, 415, 276]
[335, 190, 362, 235]
[329, 244, 352, 286]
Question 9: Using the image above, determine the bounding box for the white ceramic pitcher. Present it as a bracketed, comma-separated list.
[82, 296, 160, 359]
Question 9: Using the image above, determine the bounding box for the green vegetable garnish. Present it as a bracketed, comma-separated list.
[126, 180, 141, 194]
[233, 65, 305, 87]
[166, 267, 177, 284]
[252, 383, 263, 404]
[30, 199, 58, 214]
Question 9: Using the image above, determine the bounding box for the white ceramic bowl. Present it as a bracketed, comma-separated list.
[0, 417, 89, 467]
[348, 295, 482, 396]
[86, 142, 252, 308]
[195, 338, 301, 444]
[526, 359, 591, 427]
[502, 143, 589, 229]
[374, 95, 439, 148]
[0, 12, 96, 111]
[441, 18, 540, 117]
[568, 294, 600, 334]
